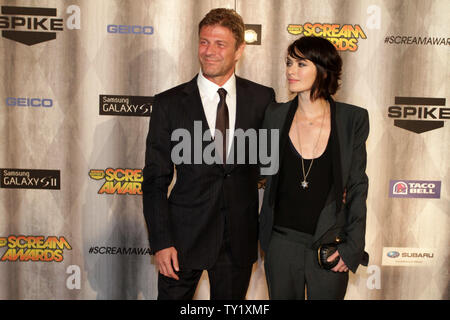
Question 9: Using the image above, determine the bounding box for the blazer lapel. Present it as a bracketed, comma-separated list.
[313, 98, 346, 243]
[335, 101, 352, 187]
[330, 98, 344, 212]
[268, 97, 298, 207]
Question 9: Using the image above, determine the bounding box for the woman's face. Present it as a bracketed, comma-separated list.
[285, 53, 317, 95]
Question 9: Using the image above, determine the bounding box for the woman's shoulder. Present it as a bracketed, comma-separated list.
[263, 99, 295, 128]
[334, 101, 369, 121]
[267, 99, 291, 109]
[335, 101, 366, 113]
[266, 99, 295, 115]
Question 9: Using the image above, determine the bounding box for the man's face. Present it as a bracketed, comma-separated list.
[198, 24, 245, 86]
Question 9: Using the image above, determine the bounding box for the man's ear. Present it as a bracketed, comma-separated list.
[235, 42, 246, 61]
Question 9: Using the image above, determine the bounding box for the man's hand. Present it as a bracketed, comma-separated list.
[327, 250, 349, 273]
[155, 246, 180, 280]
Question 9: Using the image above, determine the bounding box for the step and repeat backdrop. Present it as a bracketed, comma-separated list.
[0, 0, 448, 300]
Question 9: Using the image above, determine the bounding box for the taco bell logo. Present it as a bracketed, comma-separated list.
[393, 181, 408, 195]
[389, 180, 441, 199]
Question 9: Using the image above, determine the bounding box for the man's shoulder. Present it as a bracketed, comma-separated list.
[155, 77, 197, 101]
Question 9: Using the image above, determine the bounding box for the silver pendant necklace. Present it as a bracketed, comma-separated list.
[295, 104, 327, 189]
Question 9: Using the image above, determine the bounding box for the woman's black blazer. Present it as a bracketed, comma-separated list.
[259, 96, 369, 273]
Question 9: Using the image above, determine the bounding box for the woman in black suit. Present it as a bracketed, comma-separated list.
[259, 36, 369, 300]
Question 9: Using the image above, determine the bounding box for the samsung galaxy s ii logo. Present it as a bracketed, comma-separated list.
[99, 95, 153, 117]
[0, 5, 80, 46]
[0, 169, 60, 190]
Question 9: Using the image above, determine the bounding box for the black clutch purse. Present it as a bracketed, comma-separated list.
[317, 237, 344, 270]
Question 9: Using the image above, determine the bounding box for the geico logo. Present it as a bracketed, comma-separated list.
[6, 97, 53, 107]
[0, 16, 63, 31]
[107, 24, 153, 34]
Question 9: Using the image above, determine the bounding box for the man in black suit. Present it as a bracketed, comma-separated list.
[142, 8, 275, 300]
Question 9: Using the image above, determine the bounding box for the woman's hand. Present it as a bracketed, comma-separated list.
[327, 250, 349, 272]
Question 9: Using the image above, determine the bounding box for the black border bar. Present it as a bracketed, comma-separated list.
[1, 6, 57, 16]
[394, 96, 446, 106]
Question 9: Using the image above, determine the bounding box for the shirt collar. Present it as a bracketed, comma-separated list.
[197, 69, 236, 98]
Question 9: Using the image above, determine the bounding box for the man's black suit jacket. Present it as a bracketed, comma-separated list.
[142, 75, 275, 269]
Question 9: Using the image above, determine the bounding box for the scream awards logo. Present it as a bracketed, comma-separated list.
[287, 23, 367, 51]
[89, 168, 142, 195]
[100, 95, 153, 117]
[388, 96, 449, 133]
[0, 169, 60, 190]
[390, 180, 441, 199]
[0, 235, 71, 262]
[0, 5, 80, 46]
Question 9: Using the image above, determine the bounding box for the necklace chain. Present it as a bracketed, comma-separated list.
[294, 104, 327, 189]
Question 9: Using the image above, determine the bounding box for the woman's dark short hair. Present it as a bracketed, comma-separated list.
[287, 36, 342, 100]
[199, 8, 245, 49]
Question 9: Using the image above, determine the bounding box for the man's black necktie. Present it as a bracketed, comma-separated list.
[216, 88, 229, 164]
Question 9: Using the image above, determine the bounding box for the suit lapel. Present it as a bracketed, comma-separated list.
[181, 75, 209, 128]
[181, 76, 223, 169]
[224, 77, 251, 172]
[234, 76, 249, 132]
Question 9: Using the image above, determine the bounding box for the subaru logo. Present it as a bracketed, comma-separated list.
[387, 251, 400, 258]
